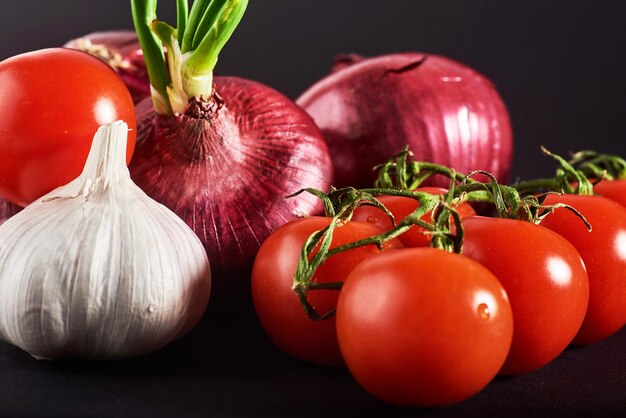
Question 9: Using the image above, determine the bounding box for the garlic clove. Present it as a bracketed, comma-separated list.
[0, 121, 211, 360]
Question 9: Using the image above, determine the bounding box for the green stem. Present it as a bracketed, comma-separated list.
[185, 0, 248, 80]
[289, 146, 599, 322]
[542, 147, 594, 195]
[191, 0, 232, 50]
[131, 0, 172, 115]
[459, 190, 495, 204]
[569, 150, 626, 180]
[176, 0, 189, 46]
[375, 147, 476, 190]
[290, 187, 456, 321]
[511, 178, 559, 194]
[132, 0, 248, 115]
[182, 0, 209, 53]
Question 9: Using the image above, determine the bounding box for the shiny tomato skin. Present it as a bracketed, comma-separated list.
[251, 216, 403, 366]
[541, 194, 626, 344]
[336, 248, 513, 407]
[461, 217, 589, 375]
[0, 48, 136, 206]
[593, 179, 626, 208]
[351, 187, 476, 247]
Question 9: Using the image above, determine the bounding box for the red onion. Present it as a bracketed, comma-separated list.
[131, 78, 333, 282]
[297, 53, 513, 188]
[129, 1, 333, 296]
[64, 31, 150, 103]
[0, 199, 21, 226]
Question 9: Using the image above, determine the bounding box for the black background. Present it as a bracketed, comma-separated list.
[1, 1, 626, 417]
[3, 0, 626, 181]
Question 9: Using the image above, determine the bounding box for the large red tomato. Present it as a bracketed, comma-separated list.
[461, 217, 589, 374]
[0, 48, 136, 206]
[251, 217, 403, 366]
[336, 248, 513, 407]
[351, 187, 475, 247]
[541, 194, 626, 344]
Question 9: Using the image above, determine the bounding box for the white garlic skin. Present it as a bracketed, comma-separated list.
[0, 121, 211, 360]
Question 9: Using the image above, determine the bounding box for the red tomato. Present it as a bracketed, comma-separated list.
[540, 194, 626, 344]
[0, 48, 136, 206]
[593, 179, 626, 208]
[336, 248, 513, 407]
[461, 217, 589, 374]
[251, 216, 403, 366]
[351, 187, 476, 247]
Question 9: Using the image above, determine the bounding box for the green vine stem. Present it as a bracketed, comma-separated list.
[512, 146, 594, 196]
[568, 150, 626, 180]
[289, 187, 459, 321]
[131, 0, 248, 115]
[375, 146, 475, 190]
[290, 146, 593, 321]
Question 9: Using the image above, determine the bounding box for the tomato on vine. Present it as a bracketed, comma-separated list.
[540, 194, 626, 345]
[336, 248, 513, 407]
[0, 48, 136, 206]
[461, 216, 589, 374]
[251, 216, 403, 366]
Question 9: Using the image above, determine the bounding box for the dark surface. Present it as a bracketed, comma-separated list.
[1, 1, 626, 417]
[1, 297, 625, 418]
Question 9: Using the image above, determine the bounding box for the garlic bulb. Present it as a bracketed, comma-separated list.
[0, 121, 211, 360]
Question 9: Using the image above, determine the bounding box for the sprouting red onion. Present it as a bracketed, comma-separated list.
[130, 76, 334, 294]
[297, 53, 513, 188]
[0, 198, 21, 226]
[64, 31, 150, 103]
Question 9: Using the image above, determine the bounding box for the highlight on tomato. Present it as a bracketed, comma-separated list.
[461, 216, 589, 375]
[336, 248, 513, 408]
[0, 48, 136, 206]
[251, 216, 403, 366]
[540, 193, 626, 345]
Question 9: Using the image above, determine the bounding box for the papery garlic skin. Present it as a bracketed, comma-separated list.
[0, 121, 211, 360]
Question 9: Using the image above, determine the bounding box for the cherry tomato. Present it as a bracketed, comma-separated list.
[351, 187, 476, 247]
[593, 179, 626, 208]
[336, 248, 513, 407]
[0, 48, 136, 206]
[251, 216, 403, 366]
[461, 217, 589, 374]
[540, 194, 626, 344]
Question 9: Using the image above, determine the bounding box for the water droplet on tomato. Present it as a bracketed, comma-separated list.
[366, 215, 378, 224]
[477, 303, 490, 320]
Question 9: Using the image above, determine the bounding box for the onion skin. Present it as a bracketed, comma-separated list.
[297, 53, 513, 188]
[0, 199, 20, 226]
[130, 76, 334, 296]
[64, 31, 150, 103]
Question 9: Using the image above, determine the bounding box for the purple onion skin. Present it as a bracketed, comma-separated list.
[64, 31, 150, 103]
[130, 76, 334, 297]
[0, 198, 21, 226]
[297, 53, 513, 188]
